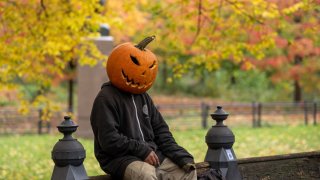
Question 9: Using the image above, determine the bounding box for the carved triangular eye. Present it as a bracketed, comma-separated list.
[130, 55, 140, 66]
[149, 61, 156, 68]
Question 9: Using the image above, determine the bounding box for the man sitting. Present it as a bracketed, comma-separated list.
[90, 36, 197, 180]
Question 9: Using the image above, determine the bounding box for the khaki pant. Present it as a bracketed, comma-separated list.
[123, 158, 197, 180]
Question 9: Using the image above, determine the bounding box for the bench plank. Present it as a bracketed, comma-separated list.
[90, 151, 320, 180]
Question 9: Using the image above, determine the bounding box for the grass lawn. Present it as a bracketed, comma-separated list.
[0, 125, 319, 180]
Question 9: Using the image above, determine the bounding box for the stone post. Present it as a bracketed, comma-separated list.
[204, 106, 241, 180]
[51, 116, 88, 180]
[77, 25, 113, 138]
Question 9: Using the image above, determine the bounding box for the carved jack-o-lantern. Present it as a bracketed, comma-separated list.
[107, 36, 158, 94]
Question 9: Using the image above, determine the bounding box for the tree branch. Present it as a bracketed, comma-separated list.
[39, 0, 48, 18]
[190, 0, 203, 45]
[225, 0, 264, 25]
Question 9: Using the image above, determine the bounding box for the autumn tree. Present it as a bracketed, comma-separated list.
[0, 0, 105, 115]
[104, 1, 280, 86]
[252, 0, 320, 102]
[1, 0, 319, 114]
[105, 0, 319, 101]
[107, 0, 278, 76]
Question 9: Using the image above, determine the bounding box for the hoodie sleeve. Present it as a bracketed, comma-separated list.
[145, 94, 195, 167]
[90, 95, 152, 160]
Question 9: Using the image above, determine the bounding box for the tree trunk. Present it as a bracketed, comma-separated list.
[68, 61, 76, 113]
[230, 75, 236, 85]
[293, 80, 301, 102]
[293, 55, 302, 102]
[161, 60, 168, 89]
[68, 79, 74, 113]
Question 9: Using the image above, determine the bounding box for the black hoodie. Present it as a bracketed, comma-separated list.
[90, 82, 194, 179]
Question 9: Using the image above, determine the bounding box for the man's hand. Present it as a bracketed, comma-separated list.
[182, 163, 196, 173]
[144, 151, 160, 167]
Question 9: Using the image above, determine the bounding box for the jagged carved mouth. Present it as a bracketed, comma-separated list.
[121, 69, 152, 89]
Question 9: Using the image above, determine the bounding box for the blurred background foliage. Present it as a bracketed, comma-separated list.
[0, 0, 319, 112]
[106, 0, 320, 103]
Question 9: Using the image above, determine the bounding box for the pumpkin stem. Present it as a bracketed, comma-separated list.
[135, 35, 156, 50]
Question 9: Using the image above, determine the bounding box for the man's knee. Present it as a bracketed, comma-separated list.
[157, 158, 197, 180]
[141, 170, 157, 180]
[124, 161, 157, 180]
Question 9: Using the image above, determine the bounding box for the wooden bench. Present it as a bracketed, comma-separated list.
[90, 151, 320, 180]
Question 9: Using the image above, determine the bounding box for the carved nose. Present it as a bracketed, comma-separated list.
[141, 71, 146, 76]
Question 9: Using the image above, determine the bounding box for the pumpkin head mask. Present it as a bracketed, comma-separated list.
[107, 36, 158, 94]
